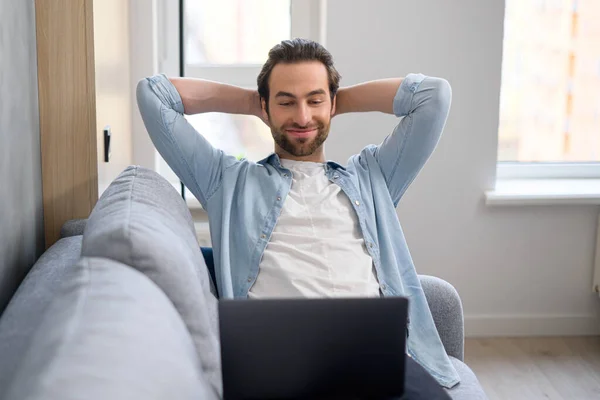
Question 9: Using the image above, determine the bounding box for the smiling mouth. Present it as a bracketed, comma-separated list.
[286, 128, 317, 138]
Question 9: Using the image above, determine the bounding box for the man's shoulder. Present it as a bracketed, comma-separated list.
[345, 145, 380, 169]
[221, 157, 282, 183]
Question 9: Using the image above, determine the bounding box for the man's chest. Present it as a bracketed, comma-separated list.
[273, 174, 363, 241]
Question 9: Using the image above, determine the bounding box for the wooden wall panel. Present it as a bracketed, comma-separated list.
[35, 0, 98, 247]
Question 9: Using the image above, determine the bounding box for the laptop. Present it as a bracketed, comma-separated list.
[219, 297, 409, 400]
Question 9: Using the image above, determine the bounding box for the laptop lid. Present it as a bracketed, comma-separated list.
[219, 297, 408, 399]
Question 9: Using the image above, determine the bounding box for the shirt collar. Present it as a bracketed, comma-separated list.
[258, 153, 346, 171]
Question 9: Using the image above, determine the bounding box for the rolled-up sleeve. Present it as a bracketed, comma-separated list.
[374, 74, 452, 206]
[136, 75, 237, 208]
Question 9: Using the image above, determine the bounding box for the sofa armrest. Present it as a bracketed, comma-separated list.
[60, 219, 88, 238]
[418, 275, 464, 361]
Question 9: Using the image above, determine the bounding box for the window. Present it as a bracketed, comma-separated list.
[498, 0, 600, 178]
[146, 0, 325, 197]
[184, 0, 291, 65]
[182, 0, 290, 162]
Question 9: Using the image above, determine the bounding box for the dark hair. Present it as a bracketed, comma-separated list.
[257, 38, 341, 114]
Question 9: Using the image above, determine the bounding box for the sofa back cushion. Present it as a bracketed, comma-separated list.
[81, 166, 221, 397]
[5, 257, 215, 400]
[0, 237, 83, 398]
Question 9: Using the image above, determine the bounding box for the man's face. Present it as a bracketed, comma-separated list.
[262, 61, 336, 161]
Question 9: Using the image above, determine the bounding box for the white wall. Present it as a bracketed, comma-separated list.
[130, 0, 182, 184]
[325, 0, 600, 336]
[94, 0, 133, 189]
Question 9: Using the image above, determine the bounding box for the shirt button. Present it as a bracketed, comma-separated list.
[283, 173, 289, 178]
[261, 234, 266, 239]
[248, 277, 253, 282]
[277, 196, 281, 201]
[381, 284, 387, 290]
[333, 175, 339, 179]
[355, 200, 360, 206]
[369, 242, 374, 248]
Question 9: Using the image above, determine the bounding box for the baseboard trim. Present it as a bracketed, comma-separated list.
[465, 314, 600, 337]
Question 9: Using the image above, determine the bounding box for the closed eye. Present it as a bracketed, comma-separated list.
[279, 100, 324, 106]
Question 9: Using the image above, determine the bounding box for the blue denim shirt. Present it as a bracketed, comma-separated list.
[136, 73, 460, 388]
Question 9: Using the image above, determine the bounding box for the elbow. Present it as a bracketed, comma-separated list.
[429, 77, 452, 112]
[136, 75, 184, 116]
[135, 78, 154, 130]
[135, 78, 151, 110]
[135, 78, 165, 141]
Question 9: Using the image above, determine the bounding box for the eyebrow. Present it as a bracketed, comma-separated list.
[274, 89, 327, 99]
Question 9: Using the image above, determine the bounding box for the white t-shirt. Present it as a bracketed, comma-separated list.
[248, 159, 380, 299]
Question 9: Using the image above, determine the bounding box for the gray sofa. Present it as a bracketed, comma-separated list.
[0, 166, 486, 399]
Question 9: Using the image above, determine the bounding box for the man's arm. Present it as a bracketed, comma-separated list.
[334, 78, 404, 115]
[136, 75, 262, 208]
[169, 77, 263, 118]
[336, 74, 451, 206]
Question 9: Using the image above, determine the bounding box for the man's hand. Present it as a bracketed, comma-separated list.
[333, 78, 404, 117]
[250, 90, 270, 127]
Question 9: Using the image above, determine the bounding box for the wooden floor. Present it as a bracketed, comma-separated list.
[465, 337, 600, 400]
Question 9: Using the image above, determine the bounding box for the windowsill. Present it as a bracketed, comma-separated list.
[485, 179, 600, 206]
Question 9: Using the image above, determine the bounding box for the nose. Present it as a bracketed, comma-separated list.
[293, 103, 311, 127]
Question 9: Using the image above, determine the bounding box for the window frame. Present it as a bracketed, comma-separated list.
[496, 0, 600, 180]
[497, 162, 600, 180]
[130, 0, 327, 188]
[183, 0, 326, 86]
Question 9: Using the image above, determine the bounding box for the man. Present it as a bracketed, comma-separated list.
[137, 38, 459, 398]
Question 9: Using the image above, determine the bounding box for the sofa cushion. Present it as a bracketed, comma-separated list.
[0, 236, 82, 398]
[59, 219, 87, 238]
[5, 257, 214, 400]
[81, 166, 221, 397]
[420, 275, 464, 361]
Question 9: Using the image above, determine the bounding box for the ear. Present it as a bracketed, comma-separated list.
[330, 95, 337, 118]
[261, 98, 270, 124]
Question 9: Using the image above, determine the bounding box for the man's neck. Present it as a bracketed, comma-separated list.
[275, 148, 326, 163]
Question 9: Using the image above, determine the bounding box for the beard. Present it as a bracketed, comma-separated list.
[270, 121, 330, 158]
